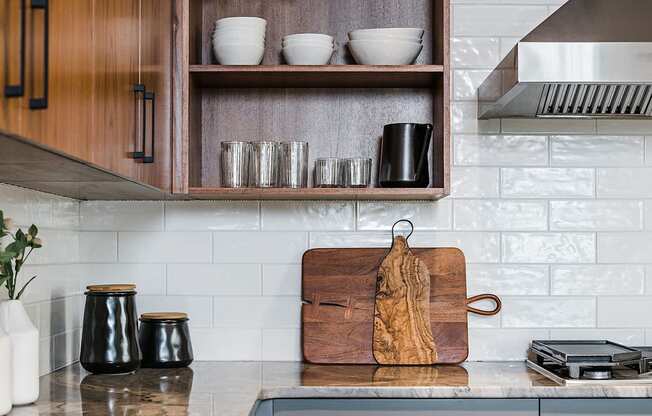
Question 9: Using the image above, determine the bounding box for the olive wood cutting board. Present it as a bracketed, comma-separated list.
[302, 247, 500, 364]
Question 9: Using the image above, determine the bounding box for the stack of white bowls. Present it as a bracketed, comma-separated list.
[212, 17, 267, 65]
[282, 33, 334, 65]
[347, 28, 424, 65]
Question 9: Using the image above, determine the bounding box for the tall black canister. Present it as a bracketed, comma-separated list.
[80, 284, 140, 374]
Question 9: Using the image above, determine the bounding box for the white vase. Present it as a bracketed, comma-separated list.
[0, 300, 39, 405]
[0, 325, 12, 415]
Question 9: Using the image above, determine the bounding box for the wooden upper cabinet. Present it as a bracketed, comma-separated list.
[0, 0, 27, 136]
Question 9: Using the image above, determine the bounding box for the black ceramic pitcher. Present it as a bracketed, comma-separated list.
[80, 285, 141, 374]
[378, 123, 433, 188]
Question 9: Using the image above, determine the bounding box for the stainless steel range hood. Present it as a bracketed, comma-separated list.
[478, 0, 652, 119]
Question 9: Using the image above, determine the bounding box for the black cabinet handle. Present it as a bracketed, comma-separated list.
[4, 0, 26, 97]
[28, 0, 48, 110]
[143, 90, 155, 164]
[132, 84, 146, 159]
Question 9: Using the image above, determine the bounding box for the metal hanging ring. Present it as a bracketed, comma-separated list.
[391, 219, 414, 241]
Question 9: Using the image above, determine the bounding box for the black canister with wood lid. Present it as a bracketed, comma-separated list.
[80, 284, 141, 374]
[138, 312, 194, 368]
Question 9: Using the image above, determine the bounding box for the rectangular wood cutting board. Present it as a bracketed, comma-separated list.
[302, 247, 469, 364]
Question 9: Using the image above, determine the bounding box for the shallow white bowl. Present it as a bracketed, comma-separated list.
[214, 42, 265, 65]
[283, 44, 334, 65]
[215, 17, 267, 27]
[348, 32, 422, 43]
[349, 27, 424, 39]
[282, 39, 333, 48]
[348, 39, 422, 65]
[283, 33, 334, 43]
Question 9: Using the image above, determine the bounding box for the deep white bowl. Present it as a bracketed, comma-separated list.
[283, 44, 334, 65]
[348, 28, 424, 39]
[348, 39, 423, 65]
[214, 42, 265, 65]
[348, 32, 422, 43]
[283, 33, 334, 44]
[282, 39, 333, 48]
[214, 26, 266, 38]
[213, 32, 265, 45]
[215, 17, 267, 27]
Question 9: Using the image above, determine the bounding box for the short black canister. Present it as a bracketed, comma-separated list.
[80, 284, 141, 374]
[138, 312, 194, 368]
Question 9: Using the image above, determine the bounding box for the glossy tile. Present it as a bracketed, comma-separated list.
[646, 137, 652, 165]
[213, 232, 307, 264]
[357, 200, 452, 231]
[138, 295, 212, 327]
[19, 264, 82, 304]
[450, 167, 500, 198]
[38, 296, 83, 338]
[262, 202, 354, 231]
[551, 265, 645, 295]
[167, 264, 261, 296]
[501, 118, 596, 134]
[452, 70, 500, 101]
[550, 200, 643, 231]
[411, 232, 501, 263]
[453, 5, 548, 36]
[549, 329, 645, 346]
[597, 232, 652, 263]
[191, 328, 261, 360]
[502, 297, 596, 328]
[165, 201, 259, 231]
[501, 168, 595, 198]
[647, 266, 652, 295]
[454, 135, 548, 166]
[502, 232, 595, 263]
[597, 168, 652, 198]
[262, 329, 301, 361]
[119, 232, 212, 263]
[468, 329, 549, 361]
[466, 264, 549, 296]
[80, 201, 164, 231]
[262, 265, 302, 296]
[454, 200, 547, 231]
[598, 297, 652, 328]
[597, 120, 652, 135]
[450, 37, 500, 69]
[79, 232, 116, 263]
[452, 102, 500, 134]
[0, 184, 78, 230]
[310, 232, 390, 248]
[551, 136, 644, 167]
[213, 297, 301, 329]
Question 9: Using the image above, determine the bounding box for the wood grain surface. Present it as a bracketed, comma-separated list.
[373, 236, 437, 365]
[302, 247, 469, 364]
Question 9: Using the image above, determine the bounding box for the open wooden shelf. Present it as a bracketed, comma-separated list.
[190, 65, 444, 88]
[188, 187, 447, 201]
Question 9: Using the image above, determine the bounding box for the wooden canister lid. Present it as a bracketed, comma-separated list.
[140, 312, 188, 321]
[86, 284, 136, 293]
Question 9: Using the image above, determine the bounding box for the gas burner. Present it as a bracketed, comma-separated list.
[526, 340, 652, 385]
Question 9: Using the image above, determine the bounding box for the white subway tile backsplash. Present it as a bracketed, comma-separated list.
[598, 297, 652, 328]
[451, 37, 500, 69]
[551, 265, 645, 296]
[19, 264, 82, 304]
[502, 233, 595, 263]
[597, 120, 652, 135]
[451, 167, 500, 198]
[468, 307, 500, 329]
[452, 102, 500, 134]
[262, 202, 354, 231]
[79, 232, 116, 263]
[550, 200, 643, 231]
[454, 135, 548, 166]
[165, 201, 259, 231]
[453, 70, 500, 101]
[38, 296, 83, 339]
[550, 136, 644, 167]
[502, 297, 596, 328]
[646, 137, 652, 165]
[501, 168, 595, 198]
[357, 200, 452, 231]
[597, 168, 652, 198]
[213, 297, 301, 329]
[501, 118, 596, 134]
[0, 184, 78, 230]
[647, 266, 652, 295]
[310, 232, 390, 248]
[262, 265, 302, 296]
[167, 264, 261, 296]
[466, 264, 549, 296]
[119, 232, 212, 263]
[29, 229, 79, 265]
[191, 328, 261, 361]
[80, 201, 163, 231]
[214, 232, 307, 264]
[453, 5, 548, 37]
[598, 233, 652, 263]
[549, 329, 645, 346]
[412, 232, 501, 263]
[82, 264, 166, 295]
[468, 329, 549, 361]
[262, 329, 301, 361]
[138, 295, 212, 327]
[454, 200, 547, 231]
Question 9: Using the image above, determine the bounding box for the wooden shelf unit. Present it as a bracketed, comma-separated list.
[172, 0, 450, 200]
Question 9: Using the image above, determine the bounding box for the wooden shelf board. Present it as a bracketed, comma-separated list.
[188, 187, 447, 201]
[189, 65, 444, 88]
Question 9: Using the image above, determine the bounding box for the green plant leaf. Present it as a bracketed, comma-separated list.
[28, 224, 38, 237]
[15, 275, 37, 300]
[15, 229, 26, 243]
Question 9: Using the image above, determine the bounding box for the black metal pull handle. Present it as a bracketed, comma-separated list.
[142, 90, 155, 164]
[4, 0, 26, 97]
[132, 84, 146, 159]
[28, 0, 48, 110]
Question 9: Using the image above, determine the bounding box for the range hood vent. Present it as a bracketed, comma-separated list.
[478, 0, 652, 119]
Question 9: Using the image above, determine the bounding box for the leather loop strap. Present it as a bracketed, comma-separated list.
[466, 294, 501, 316]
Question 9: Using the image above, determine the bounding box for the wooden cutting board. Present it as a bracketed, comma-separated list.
[302, 247, 497, 364]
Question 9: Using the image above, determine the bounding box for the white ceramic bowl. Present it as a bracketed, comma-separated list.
[283, 44, 334, 65]
[348, 39, 423, 65]
[215, 17, 267, 27]
[348, 27, 424, 39]
[282, 39, 332, 48]
[213, 32, 265, 45]
[283, 33, 334, 43]
[348, 32, 422, 43]
[214, 27, 266, 38]
[214, 42, 265, 65]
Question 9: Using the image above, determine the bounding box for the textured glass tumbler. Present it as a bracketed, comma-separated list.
[250, 141, 280, 187]
[343, 158, 372, 188]
[280, 141, 309, 188]
[314, 158, 343, 188]
[221, 141, 251, 188]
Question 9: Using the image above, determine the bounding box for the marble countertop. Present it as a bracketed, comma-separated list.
[18, 361, 652, 415]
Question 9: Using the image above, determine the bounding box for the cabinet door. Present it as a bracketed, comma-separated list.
[138, 0, 172, 191]
[541, 399, 652, 416]
[21, 0, 94, 159]
[0, 0, 26, 135]
[273, 399, 539, 416]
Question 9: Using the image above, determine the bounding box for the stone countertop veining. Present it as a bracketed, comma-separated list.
[17, 361, 652, 415]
